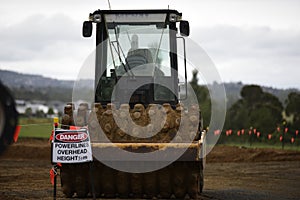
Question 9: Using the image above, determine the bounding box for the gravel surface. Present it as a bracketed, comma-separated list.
[0, 138, 299, 200]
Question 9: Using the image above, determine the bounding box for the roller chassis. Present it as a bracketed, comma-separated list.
[54, 8, 206, 199]
[57, 103, 205, 199]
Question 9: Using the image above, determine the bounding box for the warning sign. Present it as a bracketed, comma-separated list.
[52, 129, 93, 163]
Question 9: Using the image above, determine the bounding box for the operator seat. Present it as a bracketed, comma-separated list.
[126, 48, 153, 68]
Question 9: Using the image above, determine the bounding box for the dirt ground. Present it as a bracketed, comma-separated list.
[0, 138, 300, 200]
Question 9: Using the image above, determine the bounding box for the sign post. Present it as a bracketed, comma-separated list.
[52, 129, 93, 163]
[51, 119, 93, 199]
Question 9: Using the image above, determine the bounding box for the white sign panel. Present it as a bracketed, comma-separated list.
[105, 13, 167, 23]
[52, 129, 93, 163]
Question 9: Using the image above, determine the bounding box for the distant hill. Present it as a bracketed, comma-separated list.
[0, 69, 92, 102]
[0, 69, 73, 89]
[0, 69, 298, 107]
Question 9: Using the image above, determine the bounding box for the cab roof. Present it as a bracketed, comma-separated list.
[92, 9, 181, 16]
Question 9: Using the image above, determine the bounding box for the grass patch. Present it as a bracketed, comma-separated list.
[18, 118, 53, 138]
[221, 142, 300, 151]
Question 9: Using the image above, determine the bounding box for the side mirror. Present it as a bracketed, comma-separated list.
[82, 21, 93, 37]
[180, 20, 190, 36]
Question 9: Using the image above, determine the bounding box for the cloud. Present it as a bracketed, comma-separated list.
[192, 25, 300, 88]
[0, 14, 85, 61]
[0, 5, 300, 89]
[194, 25, 300, 59]
[0, 13, 93, 80]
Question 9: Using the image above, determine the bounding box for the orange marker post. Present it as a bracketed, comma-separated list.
[268, 134, 272, 140]
[52, 117, 59, 200]
[226, 131, 229, 136]
[257, 132, 260, 138]
[291, 137, 295, 144]
[284, 128, 288, 134]
[13, 125, 21, 143]
[280, 135, 285, 150]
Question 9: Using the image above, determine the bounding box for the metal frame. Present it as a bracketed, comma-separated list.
[93, 9, 182, 107]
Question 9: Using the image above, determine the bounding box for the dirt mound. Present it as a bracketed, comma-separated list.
[1, 138, 300, 163]
[207, 145, 300, 163]
[0, 138, 50, 160]
[1, 138, 300, 200]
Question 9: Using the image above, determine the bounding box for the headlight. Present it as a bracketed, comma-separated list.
[93, 14, 102, 23]
[169, 13, 177, 22]
[169, 13, 181, 22]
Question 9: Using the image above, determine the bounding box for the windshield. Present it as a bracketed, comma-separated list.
[95, 19, 177, 104]
[106, 23, 171, 77]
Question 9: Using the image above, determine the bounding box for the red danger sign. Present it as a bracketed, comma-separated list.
[52, 128, 92, 163]
[55, 132, 88, 143]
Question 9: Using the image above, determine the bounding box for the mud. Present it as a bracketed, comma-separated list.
[0, 138, 300, 200]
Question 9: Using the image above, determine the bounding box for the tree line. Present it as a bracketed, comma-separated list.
[190, 70, 300, 145]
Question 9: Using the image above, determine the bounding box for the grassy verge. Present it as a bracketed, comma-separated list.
[18, 118, 53, 138]
[221, 142, 300, 151]
[17, 118, 300, 151]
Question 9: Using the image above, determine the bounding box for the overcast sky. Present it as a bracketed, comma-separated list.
[0, 0, 300, 89]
